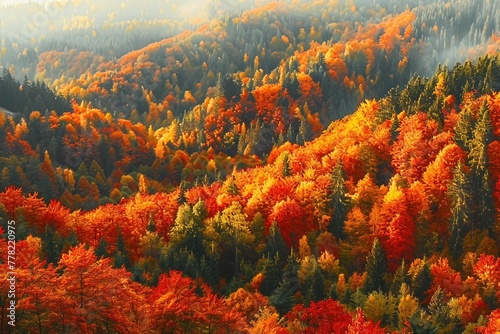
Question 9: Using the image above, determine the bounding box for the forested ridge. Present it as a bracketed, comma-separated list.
[1, 0, 500, 333]
[1, 55, 500, 333]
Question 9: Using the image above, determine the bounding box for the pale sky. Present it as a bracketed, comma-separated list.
[1, 0, 52, 4]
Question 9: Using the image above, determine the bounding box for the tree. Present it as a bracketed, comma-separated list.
[267, 198, 313, 249]
[282, 153, 291, 177]
[410, 259, 432, 303]
[269, 252, 300, 315]
[328, 161, 349, 239]
[221, 74, 241, 102]
[114, 227, 131, 269]
[365, 238, 387, 293]
[204, 202, 254, 279]
[468, 102, 495, 232]
[429, 258, 463, 301]
[249, 307, 288, 334]
[51, 244, 147, 333]
[285, 299, 352, 333]
[148, 270, 204, 332]
[264, 222, 288, 262]
[363, 290, 397, 328]
[168, 200, 207, 258]
[448, 162, 474, 259]
[397, 284, 419, 329]
[347, 309, 386, 334]
[6, 237, 57, 333]
[378, 178, 416, 271]
[476, 309, 500, 334]
[390, 260, 408, 296]
[226, 288, 269, 323]
[426, 286, 462, 333]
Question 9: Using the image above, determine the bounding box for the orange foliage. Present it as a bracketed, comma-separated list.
[392, 113, 443, 183]
[477, 309, 500, 334]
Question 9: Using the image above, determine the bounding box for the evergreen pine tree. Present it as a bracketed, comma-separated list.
[114, 228, 131, 269]
[448, 162, 474, 259]
[260, 254, 284, 296]
[427, 286, 463, 333]
[411, 261, 432, 303]
[468, 102, 495, 232]
[269, 252, 300, 315]
[95, 237, 109, 258]
[264, 222, 288, 262]
[178, 180, 188, 204]
[169, 200, 207, 259]
[227, 176, 239, 195]
[305, 263, 326, 303]
[282, 153, 291, 177]
[42, 224, 64, 265]
[390, 260, 408, 296]
[453, 109, 474, 150]
[365, 238, 387, 293]
[147, 214, 156, 232]
[328, 161, 348, 239]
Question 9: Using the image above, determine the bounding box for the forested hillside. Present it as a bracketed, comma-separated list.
[0, 0, 500, 333]
[1, 55, 500, 333]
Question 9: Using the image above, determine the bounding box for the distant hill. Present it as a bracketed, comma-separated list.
[0, 107, 15, 117]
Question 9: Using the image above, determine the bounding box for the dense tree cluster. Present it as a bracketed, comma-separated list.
[0, 70, 70, 117]
[2, 0, 499, 161]
[1, 55, 500, 332]
[1, 0, 500, 332]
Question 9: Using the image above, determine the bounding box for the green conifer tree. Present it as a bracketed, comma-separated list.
[329, 161, 348, 239]
[365, 238, 387, 293]
[448, 162, 474, 259]
[282, 153, 291, 177]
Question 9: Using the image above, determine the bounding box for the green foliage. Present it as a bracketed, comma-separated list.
[264, 222, 288, 262]
[426, 287, 464, 333]
[329, 161, 348, 240]
[259, 253, 284, 297]
[269, 252, 300, 315]
[448, 162, 474, 259]
[282, 153, 291, 177]
[169, 200, 207, 258]
[114, 228, 131, 269]
[42, 224, 65, 265]
[204, 202, 254, 279]
[365, 238, 387, 293]
[411, 261, 432, 303]
[390, 260, 409, 296]
[0, 70, 70, 117]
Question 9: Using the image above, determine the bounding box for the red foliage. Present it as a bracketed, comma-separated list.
[267, 197, 315, 248]
[0, 186, 25, 219]
[391, 113, 441, 183]
[48, 244, 147, 333]
[41, 200, 71, 236]
[422, 143, 467, 235]
[149, 271, 247, 333]
[488, 92, 500, 137]
[346, 309, 385, 334]
[285, 299, 352, 334]
[429, 258, 463, 301]
[473, 254, 500, 302]
[377, 181, 416, 271]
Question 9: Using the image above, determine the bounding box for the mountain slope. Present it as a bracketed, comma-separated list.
[1, 56, 500, 332]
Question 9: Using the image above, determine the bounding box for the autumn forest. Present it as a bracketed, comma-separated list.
[1, 0, 500, 332]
